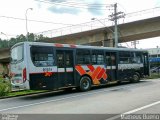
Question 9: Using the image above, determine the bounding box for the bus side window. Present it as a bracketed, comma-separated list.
[66, 52, 73, 67]
[130, 52, 142, 63]
[76, 50, 90, 64]
[92, 50, 104, 64]
[111, 54, 116, 65]
[119, 51, 130, 64]
[106, 53, 111, 66]
[57, 53, 64, 67]
[31, 46, 54, 67]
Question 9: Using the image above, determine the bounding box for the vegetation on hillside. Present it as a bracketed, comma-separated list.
[0, 76, 11, 97]
[0, 33, 49, 48]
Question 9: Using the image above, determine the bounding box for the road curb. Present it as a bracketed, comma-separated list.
[0, 90, 54, 99]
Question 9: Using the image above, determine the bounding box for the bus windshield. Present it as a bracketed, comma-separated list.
[11, 45, 23, 63]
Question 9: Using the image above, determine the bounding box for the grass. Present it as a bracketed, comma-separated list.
[7, 90, 49, 97]
[0, 76, 49, 98]
[146, 73, 160, 79]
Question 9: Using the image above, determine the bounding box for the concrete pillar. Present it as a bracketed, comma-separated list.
[0, 63, 3, 75]
[103, 39, 114, 47]
[0, 62, 9, 76]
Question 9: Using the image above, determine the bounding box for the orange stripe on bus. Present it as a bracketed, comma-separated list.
[75, 65, 86, 75]
[91, 66, 101, 80]
[103, 72, 107, 80]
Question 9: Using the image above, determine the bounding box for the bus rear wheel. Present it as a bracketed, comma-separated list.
[131, 73, 140, 83]
[79, 76, 91, 92]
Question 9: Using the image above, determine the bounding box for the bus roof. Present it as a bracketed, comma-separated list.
[12, 41, 147, 52]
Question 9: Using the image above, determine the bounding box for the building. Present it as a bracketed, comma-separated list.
[147, 47, 160, 67]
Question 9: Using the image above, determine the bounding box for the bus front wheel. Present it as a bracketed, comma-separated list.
[79, 76, 91, 92]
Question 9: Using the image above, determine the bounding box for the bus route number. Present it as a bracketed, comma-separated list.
[43, 68, 52, 72]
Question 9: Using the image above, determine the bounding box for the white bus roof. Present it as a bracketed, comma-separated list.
[11, 42, 147, 52]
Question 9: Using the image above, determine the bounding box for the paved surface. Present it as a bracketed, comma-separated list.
[0, 79, 160, 119]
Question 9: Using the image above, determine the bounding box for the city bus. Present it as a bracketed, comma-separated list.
[10, 42, 149, 91]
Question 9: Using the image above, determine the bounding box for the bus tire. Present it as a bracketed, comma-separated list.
[79, 76, 91, 92]
[131, 73, 140, 83]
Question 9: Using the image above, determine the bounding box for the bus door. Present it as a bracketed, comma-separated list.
[105, 52, 117, 81]
[56, 50, 74, 87]
[143, 52, 150, 76]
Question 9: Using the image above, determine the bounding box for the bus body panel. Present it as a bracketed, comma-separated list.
[10, 43, 30, 89]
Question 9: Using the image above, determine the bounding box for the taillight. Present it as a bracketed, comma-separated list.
[23, 68, 27, 83]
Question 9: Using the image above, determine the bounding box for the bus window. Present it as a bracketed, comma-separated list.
[31, 46, 54, 67]
[131, 52, 142, 63]
[57, 52, 64, 67]
[105, 52, 116, 65]
[106, 53, 111, 65]
[76, 50, 90, 64]
[66, 51, 73, 67]
[11, 45, 23, 63]
[111, 54, 116, 65]
[91, 50, 104, 64]
[119, 52, 130, 64]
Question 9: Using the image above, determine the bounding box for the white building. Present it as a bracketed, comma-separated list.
[147, 47, 160, 58]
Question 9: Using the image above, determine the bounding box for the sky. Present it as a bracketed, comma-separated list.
[0, 0, 160, 49]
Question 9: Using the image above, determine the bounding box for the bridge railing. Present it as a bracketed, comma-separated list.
[36, 7, 160, 39]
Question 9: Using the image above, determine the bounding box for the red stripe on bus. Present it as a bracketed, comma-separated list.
[87, 65, 94, 72]
[97, 68, 105, 80]
[70, 44, 76, 48]
[75, 65, 86, 75]
[55, 43, 63, 47]
[30, 72, 55, 74]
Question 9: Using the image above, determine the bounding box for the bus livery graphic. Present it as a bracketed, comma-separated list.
[44, 72, 53, 77]
[75, 65, 108, 85]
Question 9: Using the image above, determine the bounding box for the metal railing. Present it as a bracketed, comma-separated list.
[36, 7, 160, 39]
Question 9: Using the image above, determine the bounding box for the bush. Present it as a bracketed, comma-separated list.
[0, 78, 11, 97]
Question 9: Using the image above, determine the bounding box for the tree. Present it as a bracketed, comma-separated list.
[0, 33, 49, 48]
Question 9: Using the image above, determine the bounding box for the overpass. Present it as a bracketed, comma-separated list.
[0, 16, 160, 74]
[0, 48, 10, 74]
[43, 16, 160, 47]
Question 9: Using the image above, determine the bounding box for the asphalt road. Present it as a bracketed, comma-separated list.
[0, 79, 160, 120]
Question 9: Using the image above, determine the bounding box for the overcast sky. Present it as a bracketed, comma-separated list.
[0, 0, 160, 49]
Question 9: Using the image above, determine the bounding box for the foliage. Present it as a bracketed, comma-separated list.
[8, 90, 48, 97]
[0, 78, 11, 97]
[146, 73, 160, 79]
[0, 33, 49, 48]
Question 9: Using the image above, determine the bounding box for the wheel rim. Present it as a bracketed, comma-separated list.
[82, 78, 89, 90]
[133, 75, 139, 81]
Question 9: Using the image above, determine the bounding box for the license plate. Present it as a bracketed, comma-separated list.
[16, 80, 20, 83]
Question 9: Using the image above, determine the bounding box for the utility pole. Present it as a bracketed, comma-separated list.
[114, 3, 118, 48]
[109, 3, 125, 48]
[131, 41, 139, 49]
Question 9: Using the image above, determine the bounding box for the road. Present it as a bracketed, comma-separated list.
[0, 79, 160, 120]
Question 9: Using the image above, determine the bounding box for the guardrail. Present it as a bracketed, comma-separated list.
[36, 7, 160, 39]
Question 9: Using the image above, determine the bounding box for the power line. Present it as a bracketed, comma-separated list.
[0, 15, 73, 25]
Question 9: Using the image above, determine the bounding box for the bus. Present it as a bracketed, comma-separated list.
[10, 42, 149, 91]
